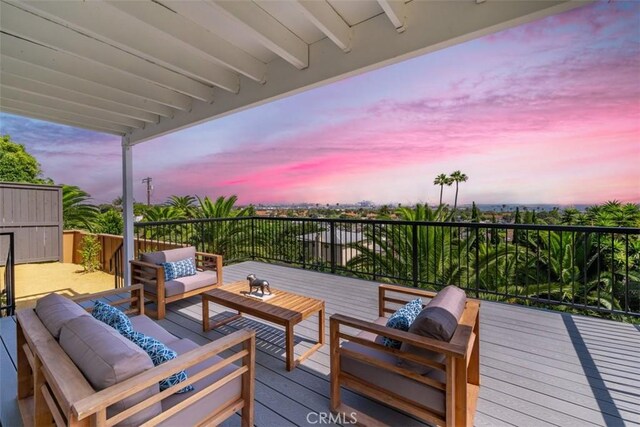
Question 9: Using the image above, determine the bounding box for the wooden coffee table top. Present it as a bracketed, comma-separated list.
[203, 281, 324, 325]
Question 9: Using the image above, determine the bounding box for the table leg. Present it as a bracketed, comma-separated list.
[202, 297, 209, 332]
[286, 322, 295, 371]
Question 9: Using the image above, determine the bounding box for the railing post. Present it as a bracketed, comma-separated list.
[330, 221, 336, 274]
[302, 221, 306, 269]
[9, 232, 15, 316]
[412, 223, 418, 288]
[474, 226, 480, 298]
[251, 217, 256, 260]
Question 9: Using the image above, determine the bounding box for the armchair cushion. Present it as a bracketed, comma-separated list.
[35, 292, 90, 339]
[144, 270, 218, 297]
[158, 338, 242, 427]
[382, 298, 422, 349]
[59, 316, 161, 427]
[398, 285, 467, 374]
[340, 341, 445, 414]
[141, 247, 196, 265]
[162, 258, 197, 281]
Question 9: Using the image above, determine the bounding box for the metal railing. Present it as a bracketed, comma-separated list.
[134, 217, 640, 318]
[0, 232, 16, 317]
[109, 242, 124, 288]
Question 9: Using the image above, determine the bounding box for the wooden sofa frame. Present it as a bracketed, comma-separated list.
[130, 251, 223, 320]
[16, 284, 255, 427]
[330, 284, 480, 427]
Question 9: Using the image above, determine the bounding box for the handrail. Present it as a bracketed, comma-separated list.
[133, 217, 640, 318]
[0, 232, 15, 317]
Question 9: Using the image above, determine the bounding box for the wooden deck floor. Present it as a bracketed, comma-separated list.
[2, 261, 640, 426]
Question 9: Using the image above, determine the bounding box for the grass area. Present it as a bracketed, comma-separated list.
[1, 262, 114, 310]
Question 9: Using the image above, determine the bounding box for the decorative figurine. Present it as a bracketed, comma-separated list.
[247, 274, 272, 296]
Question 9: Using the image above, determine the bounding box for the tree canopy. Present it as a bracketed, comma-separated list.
[0, 135, 48, 183]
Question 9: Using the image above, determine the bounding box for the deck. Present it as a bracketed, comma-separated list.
[2, 261, 640, 426]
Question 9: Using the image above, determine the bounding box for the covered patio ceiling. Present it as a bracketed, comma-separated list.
[0, 0, 589, 145]
[0, 0, 592, 285]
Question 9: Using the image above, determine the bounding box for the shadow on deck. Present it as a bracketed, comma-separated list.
[2, 261, 639, 426]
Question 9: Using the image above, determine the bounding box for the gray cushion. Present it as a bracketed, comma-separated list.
[141, 247, 196, 265]
[340, 341, 445, 415]
[357, 316, 388, 343]
[158, 338, 242, 427]
[145, 270, 218, 297]
[35, 292, 90, 339]
[398, 286, 467, 374]
[130, 315, 181, 346]
[59, 316, 162, 427]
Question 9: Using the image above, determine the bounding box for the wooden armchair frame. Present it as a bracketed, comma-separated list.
[330, 284, 480, 427]
[17, 285, 255, 427]
[130, 251, 223, 319]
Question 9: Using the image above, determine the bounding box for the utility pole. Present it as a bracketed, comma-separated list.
[142, 177, 153, 206]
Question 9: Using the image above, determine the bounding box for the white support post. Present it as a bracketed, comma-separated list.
[122, 137, 134, 287]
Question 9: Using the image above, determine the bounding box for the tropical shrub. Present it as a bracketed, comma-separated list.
[79, 235, 101, 273]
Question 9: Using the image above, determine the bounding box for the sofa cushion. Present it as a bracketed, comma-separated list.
[382, 298, 422, 349]
[141, 247, 196, 265]
[162, 258, 197, 282]
[130, 315, 180, 346]
[126, 331, 193, 393]
[398, 286, 467, 374]
[340, 341, 445, 415]
[59, 316, 161, 427]
[35, 292, 90, 339]
[144, 270, 218, 297]
[158, 338, 242, 427]
[92, 301, 133, 335]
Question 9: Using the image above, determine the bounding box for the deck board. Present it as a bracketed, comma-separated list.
[2, 261, 640, 427]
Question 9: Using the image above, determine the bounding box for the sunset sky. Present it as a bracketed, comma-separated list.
[1, 1, 639, 206]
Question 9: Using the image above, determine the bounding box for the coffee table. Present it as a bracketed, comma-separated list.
[202, 281, 325, 371]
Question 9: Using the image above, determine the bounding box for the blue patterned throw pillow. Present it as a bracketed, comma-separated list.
[162, 258, 197, 282]
[382, 298, 423, 349]
[126, 331, 194, 394]
[92, 301, 133, 335]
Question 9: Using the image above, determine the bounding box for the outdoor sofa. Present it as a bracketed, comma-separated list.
[16, 285, 255, 426]
[330, 284, 480, 427]
[130, 246, 223, 319]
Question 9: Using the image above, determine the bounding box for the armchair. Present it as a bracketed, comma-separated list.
[330, 284, 480, 427]
[130, 246, 223, 319]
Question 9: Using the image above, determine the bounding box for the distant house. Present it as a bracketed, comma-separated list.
[301, 230, 365, 266]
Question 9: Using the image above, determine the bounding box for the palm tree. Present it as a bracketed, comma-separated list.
[433, 174, 453, 206]
[62, 185, 99, 231]
[167, 195, 197, 218]
[449, 171, 468, 211]
[195, 195, 255, 262]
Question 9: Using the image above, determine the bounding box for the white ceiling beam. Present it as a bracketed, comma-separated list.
[0, 102, 130, 135]
[0, 72, 158, 124]
[166, 0, 308, 69]
[128, 0, 589, 144]
[0, 55, 172, 118]
[0, 2, 214, 102]
[0, 86, 146, 129]
[13, 0, 240, 93]
[0, 55, 173, 118]
[0, 34, 191, 111]
[292, 1, 352, 52]
[107, 1, 267, 84]
[377, 0, 407, 33]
